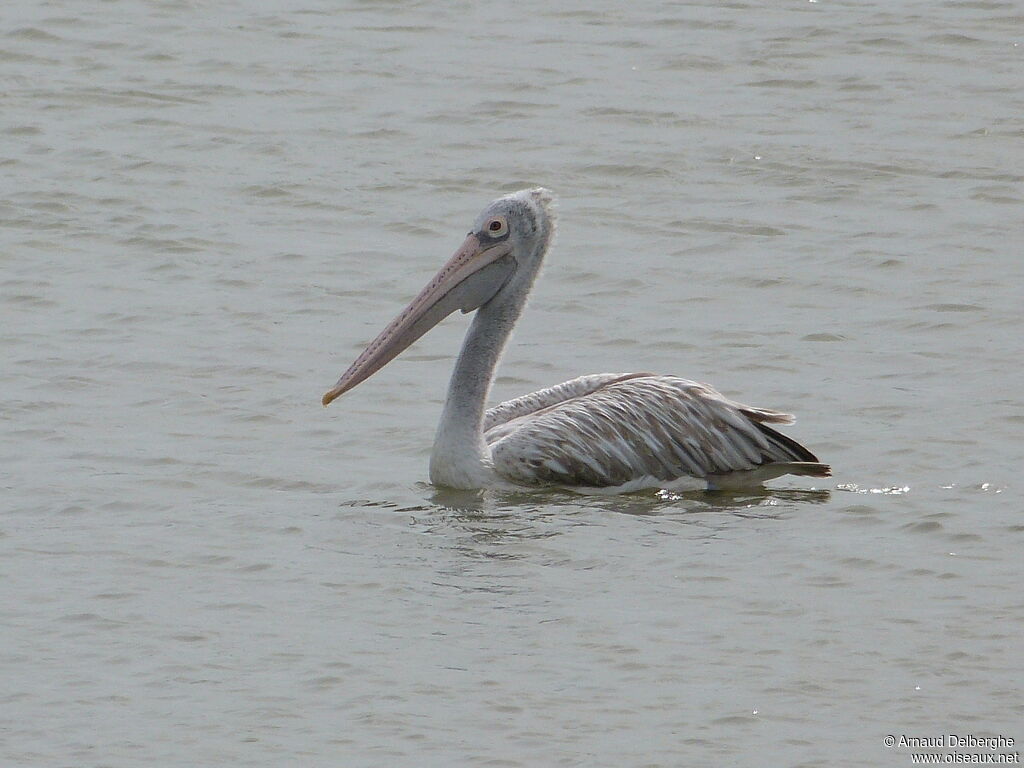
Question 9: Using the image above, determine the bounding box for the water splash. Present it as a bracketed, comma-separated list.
[836, 483, 910, 495]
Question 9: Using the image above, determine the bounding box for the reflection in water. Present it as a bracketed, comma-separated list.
[423, 486, 554, 553]
[425, 484, 831, 519]
[403, 486, 835, 592]
[334, 486, 832, 590]
[338, 485, 832, 534]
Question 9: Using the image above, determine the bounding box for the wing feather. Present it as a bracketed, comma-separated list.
[483, 372, 651, 433]
[486, 374, 821, 488]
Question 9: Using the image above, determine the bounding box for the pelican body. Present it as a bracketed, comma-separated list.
[323, 189, 830, 492]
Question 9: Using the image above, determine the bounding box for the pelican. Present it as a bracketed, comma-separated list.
[323, 188, 830, 493]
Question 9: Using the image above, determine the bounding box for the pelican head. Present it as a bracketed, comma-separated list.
[322, 188, 556, 406]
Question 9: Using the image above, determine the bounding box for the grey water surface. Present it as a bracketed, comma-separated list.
[2, 1, 1022, 766]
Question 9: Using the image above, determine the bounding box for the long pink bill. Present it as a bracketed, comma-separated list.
[322, 234, 514, 407]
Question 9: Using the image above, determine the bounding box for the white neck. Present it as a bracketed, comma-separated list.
[428, 213, 552, 489]
[428, 287, 524, 488]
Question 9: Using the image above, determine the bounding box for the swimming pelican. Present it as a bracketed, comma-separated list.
[322, 188, 830, 492]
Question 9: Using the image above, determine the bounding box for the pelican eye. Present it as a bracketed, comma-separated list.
[485, 217, 508, 237]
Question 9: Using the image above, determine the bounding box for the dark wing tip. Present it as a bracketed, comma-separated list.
[790, 462, 831, 478]
[753, 422, 822, 464]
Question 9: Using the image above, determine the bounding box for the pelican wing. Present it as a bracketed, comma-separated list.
[486, 374, 828, 488]
[484, 372, 652, 433]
